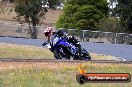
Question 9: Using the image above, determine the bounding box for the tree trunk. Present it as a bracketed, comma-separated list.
[30, 16, 38, 39]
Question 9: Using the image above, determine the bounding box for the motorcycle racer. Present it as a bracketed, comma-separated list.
[42, 27, 80, 49]
[42, 27, 91, 60]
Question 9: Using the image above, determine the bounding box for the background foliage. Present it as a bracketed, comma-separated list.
[56, 0, 108, 30]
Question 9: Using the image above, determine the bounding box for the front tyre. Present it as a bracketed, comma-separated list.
[53, 50, 62, 59]
[53, 48, 70, 59]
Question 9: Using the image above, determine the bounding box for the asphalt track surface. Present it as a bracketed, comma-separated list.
[0, 36, 132, 61]
[0, 20, 132, 60]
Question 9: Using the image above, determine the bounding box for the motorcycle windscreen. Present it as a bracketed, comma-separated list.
[52, 37, 60, 46]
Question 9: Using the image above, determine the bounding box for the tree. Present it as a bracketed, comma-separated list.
[15, 0, 59, 38]
[56, 0, 108, 30]
[108, 0, 118, 16]
[0, 0, 5, 14]
[116, 0, 132, 33]
[48, 0, 60, 9]
[98, 17, 120, 32]
[15, 0, 47, 38]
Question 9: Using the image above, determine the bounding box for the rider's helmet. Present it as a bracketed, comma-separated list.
[44, 27, 55, 37]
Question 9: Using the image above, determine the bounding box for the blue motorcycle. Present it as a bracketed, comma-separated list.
[43, 35, 91, 60]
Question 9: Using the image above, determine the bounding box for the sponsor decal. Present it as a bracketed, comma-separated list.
[76, 64, 131, 84]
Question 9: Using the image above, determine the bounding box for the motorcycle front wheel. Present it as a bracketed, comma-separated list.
[53, 48, 71, 59]
[53, 50, 63, 59]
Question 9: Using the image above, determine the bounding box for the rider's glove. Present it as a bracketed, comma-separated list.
[42, 42, 48, 46]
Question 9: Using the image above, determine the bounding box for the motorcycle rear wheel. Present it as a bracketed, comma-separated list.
[82, 49, 91, 60]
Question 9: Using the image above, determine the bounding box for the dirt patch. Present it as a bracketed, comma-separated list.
[0, 8, 62, 25]
[0, 9, 62, 38]
[0, 62, 82, 70]
[0, 61, 131, 71]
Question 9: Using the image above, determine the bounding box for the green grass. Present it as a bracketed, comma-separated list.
[0, 43, 54, 59]
[0, 43, 131, 87]
[0, 63, 131, 87]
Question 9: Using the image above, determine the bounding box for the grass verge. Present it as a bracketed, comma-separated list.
[0, 43, 54, 59]
[0, 43, 131, 87]
[0, 62, 131, 87]
[0, 43, 119, 60]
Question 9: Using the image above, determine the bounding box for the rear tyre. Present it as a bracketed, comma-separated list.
[83, 53, 91, 60]
[82, 49, 91, 60]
